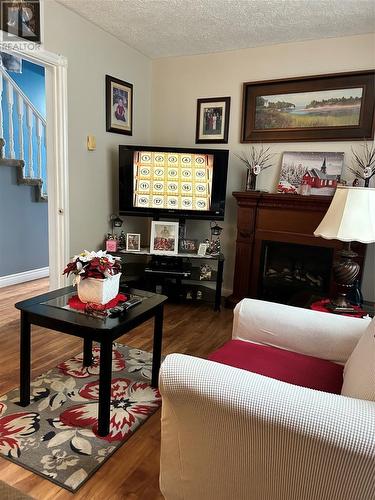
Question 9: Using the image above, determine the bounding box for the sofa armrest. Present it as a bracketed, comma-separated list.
[232, 298, 370, 363]
[160, 354, 375, 500]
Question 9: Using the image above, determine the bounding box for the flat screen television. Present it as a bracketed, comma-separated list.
[119, 145, 229, 220]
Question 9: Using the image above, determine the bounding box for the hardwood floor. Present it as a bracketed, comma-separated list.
[0, 280, 233, 499]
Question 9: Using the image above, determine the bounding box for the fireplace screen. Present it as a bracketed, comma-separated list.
[259, 241, 333, 304]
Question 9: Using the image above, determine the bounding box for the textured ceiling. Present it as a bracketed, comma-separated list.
[57, 0, 375, 59]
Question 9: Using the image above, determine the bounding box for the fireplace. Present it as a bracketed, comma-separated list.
[259, 241, 333, 304]
[227, 192, 366, 307]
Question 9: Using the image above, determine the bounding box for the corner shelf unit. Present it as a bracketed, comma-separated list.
[112, 248, 224, 311]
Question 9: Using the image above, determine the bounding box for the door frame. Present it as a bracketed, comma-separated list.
[0, 39, 69, 289]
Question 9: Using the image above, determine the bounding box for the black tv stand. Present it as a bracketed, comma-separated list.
[113, 249, 224, 311]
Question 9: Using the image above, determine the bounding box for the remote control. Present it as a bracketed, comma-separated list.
[109, 297, 142, 317]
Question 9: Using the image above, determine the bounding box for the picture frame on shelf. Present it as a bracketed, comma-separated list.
[126, 233, 141, 252]
[179, 238, 198, 254]
[195, 96, 231, 144]
[241, 70, 375, 142]
[278, 151, 344, 196]
[197, 243, 208, 256]
[106, 75, 133, 135]
[150, 221, 179, 256]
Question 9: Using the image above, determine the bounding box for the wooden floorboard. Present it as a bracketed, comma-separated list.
[0, 279, 233, 499]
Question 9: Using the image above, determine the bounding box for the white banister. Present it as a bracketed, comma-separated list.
[17, 93, 24, 166]
[36, 117, 42, 179]
[26, 106, 34, 177]
[6, 81, 15, 158]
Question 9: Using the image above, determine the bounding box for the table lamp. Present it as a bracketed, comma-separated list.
[314, 186, 375, 313]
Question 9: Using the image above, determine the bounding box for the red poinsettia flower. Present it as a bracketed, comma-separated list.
[0, 412, 40, 458]
[59, 378, 160, 442]
[58, 346, 125, 379]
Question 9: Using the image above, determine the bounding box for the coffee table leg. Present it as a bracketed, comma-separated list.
[19, 311, 31, 406]
[151, 304, 164, 388]
[83, 338, 93, 366]
[97, 340, 112, 437]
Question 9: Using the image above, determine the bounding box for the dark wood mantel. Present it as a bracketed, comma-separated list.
[226, 191, 366, 307]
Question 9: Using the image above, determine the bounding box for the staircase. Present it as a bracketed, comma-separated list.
[0, 66, 47, 202]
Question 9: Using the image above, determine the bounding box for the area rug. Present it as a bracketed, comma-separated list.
[0, 344, 161, 492]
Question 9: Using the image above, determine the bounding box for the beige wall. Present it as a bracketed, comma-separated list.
[43, 0, 151, 255]
[151, 34, 375, 300]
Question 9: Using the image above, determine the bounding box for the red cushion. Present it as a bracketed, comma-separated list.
[208, 340, 343, 394]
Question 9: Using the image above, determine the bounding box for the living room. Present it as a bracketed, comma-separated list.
[0, 0, 374, 499]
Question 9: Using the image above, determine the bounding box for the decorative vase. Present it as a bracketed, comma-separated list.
[77, 273, 121, 305]
[246, 169, 257, 191]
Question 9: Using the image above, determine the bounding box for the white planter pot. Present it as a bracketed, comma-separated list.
[77, 273, 121, 305]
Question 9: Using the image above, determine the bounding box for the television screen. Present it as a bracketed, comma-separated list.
[119, 146, 229, 220]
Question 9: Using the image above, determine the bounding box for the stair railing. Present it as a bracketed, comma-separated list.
[0, 66, 46, 192]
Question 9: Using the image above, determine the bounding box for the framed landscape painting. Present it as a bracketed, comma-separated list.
[106, 75, 133, 135]
[241, 71, 375, 142]
[196, 96, 230, 143]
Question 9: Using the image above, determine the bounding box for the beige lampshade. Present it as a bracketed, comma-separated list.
[314, 186, 375, 243]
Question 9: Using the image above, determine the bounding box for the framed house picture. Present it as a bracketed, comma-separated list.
[241, 70, 375, 142]
[126, 233, 141, 252]
[150, 221, 179, 256]
[196, 96, 231, 143]
[0, 0, 41, 43]
[106, 75, 133, 135]
[278, 151, 344, 196]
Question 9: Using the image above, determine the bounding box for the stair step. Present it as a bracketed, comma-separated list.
[0, 158, 47, 203]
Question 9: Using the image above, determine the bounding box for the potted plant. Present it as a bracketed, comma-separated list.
[63, 250, 122, 305]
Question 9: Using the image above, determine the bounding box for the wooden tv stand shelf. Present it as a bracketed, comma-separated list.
[112, 249, 224, 311]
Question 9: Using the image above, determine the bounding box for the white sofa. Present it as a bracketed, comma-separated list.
[159, 299, 375, 500]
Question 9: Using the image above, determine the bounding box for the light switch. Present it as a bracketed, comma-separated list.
[87, 135, 96, 151]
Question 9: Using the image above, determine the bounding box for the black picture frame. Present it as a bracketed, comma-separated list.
[195, 96, 230, 144]
[106, 74, 133, 136]
[241, 70, 375, 143]
[0, 0, 41, 43]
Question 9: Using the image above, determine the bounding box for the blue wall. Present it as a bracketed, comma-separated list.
[0, 165, 49, 276]
[0, 59, 48, 277]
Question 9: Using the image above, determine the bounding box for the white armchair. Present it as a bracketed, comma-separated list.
[159, 299, 375, 500]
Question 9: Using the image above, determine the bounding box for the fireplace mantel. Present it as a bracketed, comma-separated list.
[226, 191, 366, 307]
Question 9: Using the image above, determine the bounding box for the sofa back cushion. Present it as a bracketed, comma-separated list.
[341, 317, 375, 401]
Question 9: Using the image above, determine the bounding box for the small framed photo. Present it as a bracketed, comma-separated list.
[150, 221, 179, 256]
[106, 75, 133, 135]
[197, 243, 208, 256]
[126, 233, 141, 252]
[179, 238, 198, 254]
[195, 96, 231, 144]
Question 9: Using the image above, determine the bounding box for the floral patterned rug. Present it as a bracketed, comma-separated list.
[0, 344, 161, 492]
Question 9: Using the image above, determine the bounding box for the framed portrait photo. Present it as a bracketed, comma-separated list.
[241, 70, 375, 142]
[126, 233, 141, 252]
[106, 75, 133, 135]
[195, 96, 231, 144]
[150, 221, 179, 256]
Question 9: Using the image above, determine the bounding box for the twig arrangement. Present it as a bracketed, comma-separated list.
[347, 141, 375, 187]
[234, 145, 275, 175]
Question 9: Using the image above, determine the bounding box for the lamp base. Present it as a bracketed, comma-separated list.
[325, 302, 359, 314]
[330, 242, 360, 314]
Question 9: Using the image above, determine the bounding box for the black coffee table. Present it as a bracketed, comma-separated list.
[15, 286, 167, 436]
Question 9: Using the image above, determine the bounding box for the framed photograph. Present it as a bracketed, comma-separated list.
[278, 151, 344, 196]
[196, 96, 231, 143]
[241, 71, 375, 142]
[179, 238, 198, 254]
[106, 75, 133, 135]
[126, 233, 141, 252]
[150, 221, 179, 256]
[0, 0, 41, 43]
[197, 243, 208, 256]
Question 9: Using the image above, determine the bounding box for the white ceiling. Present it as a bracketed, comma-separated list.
[57, 0, 375, 59]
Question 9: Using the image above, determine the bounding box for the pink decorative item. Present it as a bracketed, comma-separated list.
[106, 239, 118, 252]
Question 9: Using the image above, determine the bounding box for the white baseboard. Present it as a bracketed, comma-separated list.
[0, 267, 49, 288]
